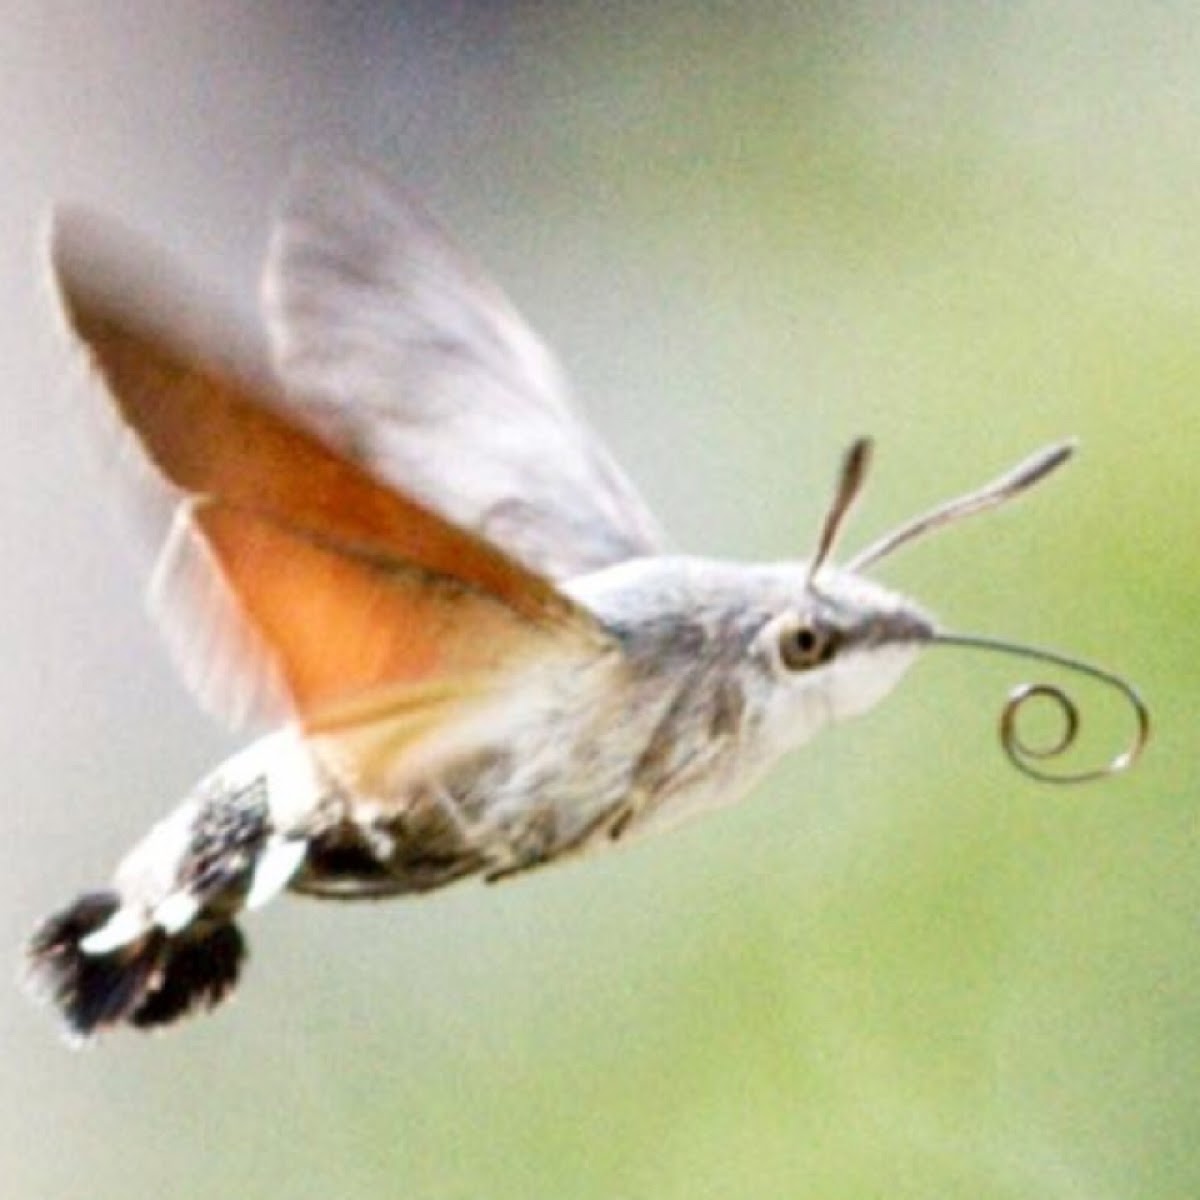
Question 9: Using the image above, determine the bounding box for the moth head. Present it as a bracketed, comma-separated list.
[751, 564, 931, 745]
[745, 436, 1146, 784]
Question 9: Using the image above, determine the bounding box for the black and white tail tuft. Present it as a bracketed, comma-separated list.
[23, 891, 246, 1042]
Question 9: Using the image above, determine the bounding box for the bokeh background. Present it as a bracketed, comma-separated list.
[3, 5, 1198, 1198]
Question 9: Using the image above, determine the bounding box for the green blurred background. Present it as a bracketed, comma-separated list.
[3, 5, 1198, 1197]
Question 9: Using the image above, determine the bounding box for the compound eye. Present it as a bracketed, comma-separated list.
[779, 620, 839, 672]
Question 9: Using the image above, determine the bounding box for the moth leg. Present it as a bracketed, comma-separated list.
[296, 779, 510, 898]
[482, 788, 661, 883]
[612, 734, 735, 840]
[481, 835, 557, 885]
[607, 805, 637, 842]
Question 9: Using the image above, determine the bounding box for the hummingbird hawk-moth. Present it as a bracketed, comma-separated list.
[23, 157, 1147, 1042]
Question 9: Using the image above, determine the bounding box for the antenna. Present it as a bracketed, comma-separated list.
[846, 441, 1076, 574]
[806, 437, 872, 588]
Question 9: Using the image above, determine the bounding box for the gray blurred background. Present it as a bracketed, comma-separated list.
[3, 5, 1198, 1198]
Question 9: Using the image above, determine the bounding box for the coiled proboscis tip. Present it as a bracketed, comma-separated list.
[933, 633, 1149, 785]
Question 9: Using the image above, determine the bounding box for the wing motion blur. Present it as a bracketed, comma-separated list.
[263, 155, 664, 581]
[49, 208, 613, 737]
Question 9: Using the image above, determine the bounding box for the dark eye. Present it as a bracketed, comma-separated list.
[779, 622, 838, 671]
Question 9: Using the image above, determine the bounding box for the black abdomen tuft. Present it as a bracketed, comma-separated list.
[130, 922, 244, 1029]
[24, 893, 246, 1041]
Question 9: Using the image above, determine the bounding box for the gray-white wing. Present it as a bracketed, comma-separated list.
[261, 156, 664, 582]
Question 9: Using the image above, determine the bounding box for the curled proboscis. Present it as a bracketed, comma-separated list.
[933, 634, 1150, 784]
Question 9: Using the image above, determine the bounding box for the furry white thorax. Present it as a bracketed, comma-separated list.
[563, 554, 929, 835]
